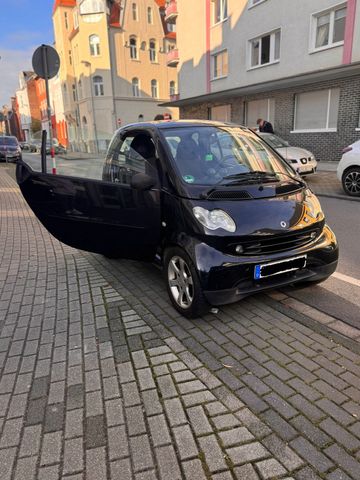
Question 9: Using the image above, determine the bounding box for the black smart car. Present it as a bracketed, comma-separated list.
[16, 121, 338, 318]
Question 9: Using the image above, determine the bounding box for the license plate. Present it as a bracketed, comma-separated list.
[254, 255, 307, 280]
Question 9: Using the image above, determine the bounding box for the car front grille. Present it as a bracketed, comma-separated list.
[207, 190, 253, 200]
[228, 225, 323, 256]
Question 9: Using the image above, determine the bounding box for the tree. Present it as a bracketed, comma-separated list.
[31, 118, 41, 135]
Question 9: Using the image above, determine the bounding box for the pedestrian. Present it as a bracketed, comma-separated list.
[154, 114, 164, 121]
[257, 118, 274, 134]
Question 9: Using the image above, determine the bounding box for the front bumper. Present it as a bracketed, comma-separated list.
[298, 162, 317, 175]
[190, 225, 338, 306]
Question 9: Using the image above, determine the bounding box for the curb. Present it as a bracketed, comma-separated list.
[265, 291, 360, 355]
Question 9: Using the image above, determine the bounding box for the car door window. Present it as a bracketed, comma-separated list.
[104, 133, 158, 185]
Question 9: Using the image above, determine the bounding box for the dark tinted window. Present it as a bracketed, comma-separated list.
[162, 126, 295, 185]
[0, 137, 18, 146]
[103, 133, 157, 184]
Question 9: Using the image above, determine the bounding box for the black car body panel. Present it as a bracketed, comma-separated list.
[16, 121, 338, 309]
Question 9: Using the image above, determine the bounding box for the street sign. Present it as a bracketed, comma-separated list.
[32, 45, 60, 80]
[32, 44, 60, 175]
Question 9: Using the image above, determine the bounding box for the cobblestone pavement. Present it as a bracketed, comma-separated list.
[2, 164, 360, 480]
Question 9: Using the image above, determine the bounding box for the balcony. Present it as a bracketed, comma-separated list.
[166, 48, 179, 67]
[170, 93, 180, 102]
[165, 1, 178, 24]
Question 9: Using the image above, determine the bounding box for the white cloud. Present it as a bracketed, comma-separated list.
[0, 47, 35, 107]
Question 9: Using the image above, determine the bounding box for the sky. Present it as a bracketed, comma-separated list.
[0, 0, 54, 108]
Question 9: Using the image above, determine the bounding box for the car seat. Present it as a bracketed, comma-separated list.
[175, 136, 203, 178]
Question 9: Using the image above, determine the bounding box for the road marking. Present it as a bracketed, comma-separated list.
[333, 271, 360, 288]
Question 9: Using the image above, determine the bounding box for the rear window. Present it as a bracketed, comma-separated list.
[0, 137, 18, 146]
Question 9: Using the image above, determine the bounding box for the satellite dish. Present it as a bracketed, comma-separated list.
[32, 45, 60, 80]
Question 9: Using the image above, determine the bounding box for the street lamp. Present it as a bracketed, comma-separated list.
[81, 60, 99, 154]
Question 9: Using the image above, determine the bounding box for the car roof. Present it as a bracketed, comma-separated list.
[122, 120, 248, 131]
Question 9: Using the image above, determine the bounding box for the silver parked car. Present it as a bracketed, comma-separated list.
[259, 133, 317, 176]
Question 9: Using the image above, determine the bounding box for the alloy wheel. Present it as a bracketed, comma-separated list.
[344, 170, 360, 195]
[168, 255, 194, 309]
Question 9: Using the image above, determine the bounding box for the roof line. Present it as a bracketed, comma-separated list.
[162, 61, 360, 107]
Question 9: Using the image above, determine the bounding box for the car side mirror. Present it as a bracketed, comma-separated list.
[131, 173, 155, 190]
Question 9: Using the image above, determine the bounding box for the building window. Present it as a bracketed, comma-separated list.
[82, 116, 88, 140]
[89, 34, 100, 56]
[73, 9, 79, 29]
[64, 12, 69, 29]
[312, 4, 347, 51]
[132, 78, 140, 97]
[167, 22, 176, 32]
[245, 98, 275, 129]
[293, 88, 340, 132]
[212, 50, 228, 79]
[151, 79, 158, 99]
[213, 0, 228, 24]
[129, 36, 138, 59]
[249, 29, 280, 68]
[78, 79, 83, 99]
[169, 81, 176, 97]
[69, 50, 72, 65]
[79, 0, 104, 15]
[72, 84, 77, 101]
[147, 7, 153, 24]
[149, 40, 157, 62]
[93, 75, 104, 96]
[132, 3, 138, 21]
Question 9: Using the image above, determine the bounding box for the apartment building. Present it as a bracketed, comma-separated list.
[53, 0, 178, 153]
[166, 0, 360, 161]
[16, 71, 42, 142]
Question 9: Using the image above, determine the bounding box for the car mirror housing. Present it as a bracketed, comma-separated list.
[130, 173, 155, 190]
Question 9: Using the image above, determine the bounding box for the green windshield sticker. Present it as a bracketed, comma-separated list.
[183, 175, 195, 183]
[205, 154, 213, 161]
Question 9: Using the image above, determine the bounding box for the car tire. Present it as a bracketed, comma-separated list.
[342, 167, 360, 197]
[164, 247, 210, 318]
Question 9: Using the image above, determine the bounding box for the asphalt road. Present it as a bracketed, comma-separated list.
[20, 153, 360, 327]
[283, 195, 360, 328]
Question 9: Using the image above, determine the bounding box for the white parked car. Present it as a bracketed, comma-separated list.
[337, 139, 360, 197]
[258, 133, 317, 176]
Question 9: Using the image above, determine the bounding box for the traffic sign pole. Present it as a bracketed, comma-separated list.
[32, 44, 60, 175]
[41, 46, 56, 175]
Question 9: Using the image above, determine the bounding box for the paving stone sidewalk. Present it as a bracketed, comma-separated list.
[2, 164, 360, 480]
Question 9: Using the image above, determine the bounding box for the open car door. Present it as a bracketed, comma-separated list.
[16, 131, 161, 260]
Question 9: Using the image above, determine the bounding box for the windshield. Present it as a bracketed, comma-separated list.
[162, 126, 295, 186]
[0, 137, 18, 146]
[260, 134, 289, 149]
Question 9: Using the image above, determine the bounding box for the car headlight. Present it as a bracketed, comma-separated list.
[193, 207, 236, 233]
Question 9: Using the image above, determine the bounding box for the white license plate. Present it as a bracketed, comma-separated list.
[254, 255, 307, 280]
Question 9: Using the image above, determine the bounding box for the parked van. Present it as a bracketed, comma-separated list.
[16, 121, 338, 318]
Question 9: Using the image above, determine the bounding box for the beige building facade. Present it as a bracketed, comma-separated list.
[53, 0, 178, 153]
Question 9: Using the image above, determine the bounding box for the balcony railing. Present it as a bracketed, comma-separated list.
[165, 0, 178, 24]
[166, 48, 179, 67]
[170, 94, 180, 102]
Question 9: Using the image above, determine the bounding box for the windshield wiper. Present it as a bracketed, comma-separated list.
[222, 170, 277, 181]
[200, 170, 306, 199]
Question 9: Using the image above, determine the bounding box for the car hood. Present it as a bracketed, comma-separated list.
[187, 188, 324, 238]
[0, 145, 18, 151]
[276, 146, 314, 160]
